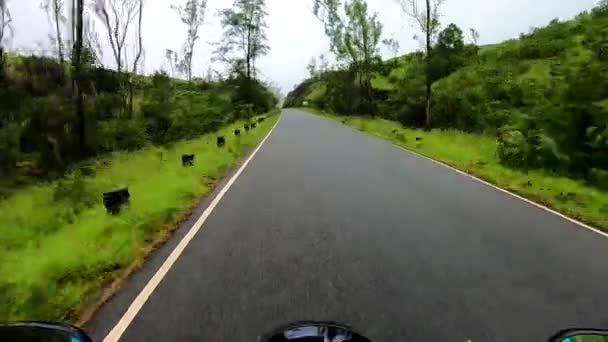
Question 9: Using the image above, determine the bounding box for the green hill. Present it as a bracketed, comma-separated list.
[285, 5, 608, 186]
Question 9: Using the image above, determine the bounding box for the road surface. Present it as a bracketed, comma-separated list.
[89, 109, 608, 341]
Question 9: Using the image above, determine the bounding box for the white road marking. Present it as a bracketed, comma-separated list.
[103, 115, 282, 342]
[390, 142, 608, 239]
[310, 110, 608, 239]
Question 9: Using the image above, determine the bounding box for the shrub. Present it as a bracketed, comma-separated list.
[98, 119, 148, 152]
[497, 129, 528, 168]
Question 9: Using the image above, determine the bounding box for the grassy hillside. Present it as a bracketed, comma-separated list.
[0, 50, 280, 322]
[0, 111, 279, 322]
[0, 54, 278, 194]
[286, 6, 608, 190]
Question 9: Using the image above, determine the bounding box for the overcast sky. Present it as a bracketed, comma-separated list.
[5, 0, 596, 94]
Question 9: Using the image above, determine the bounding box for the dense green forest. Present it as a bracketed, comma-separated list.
[286, 2, 608, 189]
[0, 0, 278, 196]
[0, 55, 277, 193]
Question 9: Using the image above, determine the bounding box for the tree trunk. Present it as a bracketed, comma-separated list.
[425, 0, 432, 131]
[128, 80, 134, 117]
[73, 0, 86, 157]
[54, 3, 64, 64]
[0, 46, 4, 81]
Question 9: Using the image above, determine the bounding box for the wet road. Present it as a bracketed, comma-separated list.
[90, 109, 608, 341]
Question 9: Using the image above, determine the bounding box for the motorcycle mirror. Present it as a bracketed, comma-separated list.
[550, 329, 608, 342]
[0, 322, 92, 342]
[263, 322, 371, 342]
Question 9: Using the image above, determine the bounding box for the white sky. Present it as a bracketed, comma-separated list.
[5, 0, 596, 94]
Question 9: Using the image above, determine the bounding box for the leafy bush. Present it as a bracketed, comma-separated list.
[98, 119, 148, 152]
[497, 129, 528, 168]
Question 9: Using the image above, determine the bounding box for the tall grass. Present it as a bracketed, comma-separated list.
[304, 108, 608, 231]
[0, 112, 279, 322]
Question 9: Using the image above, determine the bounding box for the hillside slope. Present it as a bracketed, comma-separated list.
[286, 6, 608, 186]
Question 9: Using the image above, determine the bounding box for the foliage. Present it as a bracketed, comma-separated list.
[395, 0, 446, 128]
[0, 114, 279, 322]
[312, 0, 383, 115]
[0, 50, 277, 188]
[216, 0, 269, 80]
[288, 8, 608, 189]
[172, 0, 208, 81]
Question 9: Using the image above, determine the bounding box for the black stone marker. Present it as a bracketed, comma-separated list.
[251, 122, 257, 129]
[244, 124, 250, 131]
[416, 137, 422, 141]
[258, 117, 265, 123]
[182, 154, 194, 167]
[103, 187, 130, 215]
[217, 136, 226, 147]
[234, 129, 241, 136]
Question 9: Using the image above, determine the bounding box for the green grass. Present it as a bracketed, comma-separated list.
[302, 108, 608, 231]
[0, 111, 279, 322]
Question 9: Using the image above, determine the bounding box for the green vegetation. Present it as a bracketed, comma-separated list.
[0, 0, 277, 323]
[0, 53, 277, 193]
[287, 2, 608, 225]
[304, 107, 608, 230]
[0, 111, 279, 322]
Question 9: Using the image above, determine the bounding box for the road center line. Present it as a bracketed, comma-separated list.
[103, 115, 282, 342]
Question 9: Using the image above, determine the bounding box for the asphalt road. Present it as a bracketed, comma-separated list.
[90, 109, 608, 341]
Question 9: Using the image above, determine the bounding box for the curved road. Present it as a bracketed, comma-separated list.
[90, 109, 608, 341]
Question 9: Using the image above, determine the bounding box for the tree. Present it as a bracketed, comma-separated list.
[382, 37, 400, 57]
[128, 0, 144, 115]
[172, 0, 208, 81]
[217, 0, 269, 81]
[41, 0, 66, 64]
[0, 0, 12, 65]
[307, 56, 318, 79]
[396, 0, 445, 129]
[429, 23, 465, 82]
[313, 0, 383, 114]
[468, 28, 480, 64]
[92, 0, 141, 75]
[318, 54, 329, 74]
[71, 0, 86, 156]
[165, 49, 181, 78]
[93, 0, 143, 116]
[469, 28, 479, 46]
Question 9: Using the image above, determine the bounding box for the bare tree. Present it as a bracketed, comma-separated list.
[70, 0, 86, 156]
[396, 0, 445, 129]
[172, 0, 208, 81]
[382, 37, 400, 58]
[217, 0, 269, 81]
[83, 14, 105, 67]
[0, 0, 12, 51]
[41, 0, 66, 64]
[92, 0, 141, 75]
[128, 0, 144, 115]
[165, 49, 180, 78]
[0, 0, 12, 79]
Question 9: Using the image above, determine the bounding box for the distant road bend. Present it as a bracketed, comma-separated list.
[90, 109, 608, 342]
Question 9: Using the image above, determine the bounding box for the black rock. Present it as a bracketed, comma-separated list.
[182, 154, 194, 167]
[103, 187, 130, 214]
[217, 136, 226, 147]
